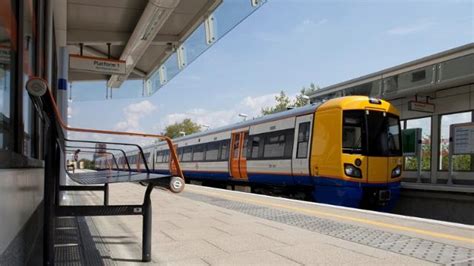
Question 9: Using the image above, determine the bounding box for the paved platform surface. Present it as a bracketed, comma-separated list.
[63, 183, 474, 265]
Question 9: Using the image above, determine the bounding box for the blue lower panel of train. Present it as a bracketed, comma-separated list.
[152, 170, 400, 210]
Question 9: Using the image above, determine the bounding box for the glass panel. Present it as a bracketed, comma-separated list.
[250, 136, 262, 159]
[232, 135, 240, 158]
[439, 112, 472, 171]
[344, 80, 381, 97]
[241, 133, 248, 159]
[0, 0, 14, 153]
[342, 111, 365, 154]
[182, 147, 192, 162]
[192, 144, 205, 161]
[264, 133, 286, 158]
[205, 142, 219, 161]
[404, 117, 431, 171]
[383, 65, 435, 95]
[23, 0, 37, 157]
[297, 122, 310, 158]
[439, 54, 474, 83]
[220, 140, 229, 160]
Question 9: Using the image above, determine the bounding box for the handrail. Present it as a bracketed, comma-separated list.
[26, 77, 184, 179]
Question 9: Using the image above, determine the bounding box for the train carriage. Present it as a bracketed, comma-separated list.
[109, 96, 402, 210]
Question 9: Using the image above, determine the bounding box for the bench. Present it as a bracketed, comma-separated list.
[26, 77, 185, 264]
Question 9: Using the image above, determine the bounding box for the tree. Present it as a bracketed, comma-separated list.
[261, 91, 292, 115]
[163, 118, 201, 139]
[294, 83, 319, 107]
[261, 83, 320, 115]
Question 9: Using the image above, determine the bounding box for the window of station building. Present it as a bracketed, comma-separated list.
[403, 117, 432, 171]
[263, 130, 293, 159]
[0, 0, 15, 155]
[343, 80, 381, 98]
[182, 147, 192, 162]
[192, 144, 205, 161]
[297, 122, 311, 158]
[22, 0, 38, 158]
[205, 142, 219, 161]
[439, 111, 473, 171]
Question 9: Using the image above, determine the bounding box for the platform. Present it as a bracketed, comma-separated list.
[57, 184, 474, 265]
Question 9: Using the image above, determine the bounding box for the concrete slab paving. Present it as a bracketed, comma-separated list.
[65, 183, 474, 265]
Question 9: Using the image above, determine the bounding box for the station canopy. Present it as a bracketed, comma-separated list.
[66, 0, 265, 101]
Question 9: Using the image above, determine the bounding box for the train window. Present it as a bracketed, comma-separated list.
[144, 152, 150, 163]
[297, 122, 311, 158]
[182, 147, 192, 162]
[220, 140, 230, 160]
[242, 133, 249, 159]
[177, 147, 183, 161]
[193, 144, 205, 161]
[263, 131, 287, 158]
[232, 134, 240, 158]
[249, 136, 263, 159]
[156, 151, 162, 163]
[343, 111, 365, 154]
[205, 142, 220, 161]
[164, 150, 170, 163]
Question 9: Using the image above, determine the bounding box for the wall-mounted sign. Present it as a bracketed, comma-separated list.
[0, 45, 11, 64]
[408, 101, 435, 113]
[451, 123, 474, 155]
[69, 55, 126, 75]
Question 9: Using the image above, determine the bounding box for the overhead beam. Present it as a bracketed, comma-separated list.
[67, 29, 179, 46]
[107, 0, 181, 88]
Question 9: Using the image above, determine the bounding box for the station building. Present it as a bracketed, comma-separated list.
[0, 0, 265, 263]
[309, 44, 474, 189]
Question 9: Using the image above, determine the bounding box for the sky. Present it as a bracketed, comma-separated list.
[69, 0, 474, 144]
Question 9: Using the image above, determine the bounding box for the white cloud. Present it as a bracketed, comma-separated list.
[387, 20, 434, 35]
[114, 100, 157, 132]
[293, 18, 328, 33]
[153, 92, 299, 133]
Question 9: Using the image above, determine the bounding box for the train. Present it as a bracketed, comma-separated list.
[96, 96, 403, 210]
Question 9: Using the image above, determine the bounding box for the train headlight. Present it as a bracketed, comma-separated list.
[391, 165, 402, 178]
[344, 164, 362, 178]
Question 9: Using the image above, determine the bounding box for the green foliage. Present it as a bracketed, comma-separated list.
[261, 91, 292, 115]
[79, 159, 94, 169]
[164, 118, 201, 139]
[261, 83, 319, 115]
[294, 83, 319, 107]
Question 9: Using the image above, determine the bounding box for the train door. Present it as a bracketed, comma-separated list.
[229, 131, 248, 180]
[292, 115, 313, 181]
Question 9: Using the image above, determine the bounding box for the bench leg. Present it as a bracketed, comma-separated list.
[142, 183, 154, 262]
[43, 128, 58, 265]
[104, 183, 109, 206]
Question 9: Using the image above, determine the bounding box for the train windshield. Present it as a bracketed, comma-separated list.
[343, 110, 401, 156]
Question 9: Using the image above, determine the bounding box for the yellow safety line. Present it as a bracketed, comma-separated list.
[187, 187, 474, 244]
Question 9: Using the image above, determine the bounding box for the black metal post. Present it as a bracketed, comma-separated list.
[142, 183, 154, 262]
[43, 125, 56, 265]
[104, 183, 109, 206]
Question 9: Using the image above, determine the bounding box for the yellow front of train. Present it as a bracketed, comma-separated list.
[311, 96, 402, 210]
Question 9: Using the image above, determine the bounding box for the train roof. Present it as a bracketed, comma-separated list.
[149, 102, 321, 148]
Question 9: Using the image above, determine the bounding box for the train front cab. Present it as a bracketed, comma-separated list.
[311, 96, 403, 210]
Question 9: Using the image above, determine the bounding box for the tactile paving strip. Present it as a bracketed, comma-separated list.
[182, 191, 474, 265]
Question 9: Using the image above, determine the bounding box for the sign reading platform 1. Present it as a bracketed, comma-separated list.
[69, 55, 126, 75]
[451, 122, 474, 155]
[408, 101, 435, 113]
